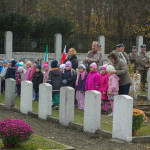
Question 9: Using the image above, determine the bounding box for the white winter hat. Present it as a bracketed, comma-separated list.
[106, 65, 116, 72]
[78, 64, 86, 70]
[19, 62, 24, 66]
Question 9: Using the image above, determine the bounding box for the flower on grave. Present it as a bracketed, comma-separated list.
[0, 118, 33, 147]
[132, 109, 147, 131]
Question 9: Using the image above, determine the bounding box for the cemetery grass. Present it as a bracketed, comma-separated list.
[1, 94, 150, 136]
[0, 134, 65, 150]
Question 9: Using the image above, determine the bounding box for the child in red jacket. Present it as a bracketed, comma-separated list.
[98, 65, 109, 115]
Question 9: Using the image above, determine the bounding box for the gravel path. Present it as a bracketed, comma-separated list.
[0, 108, 149, 150]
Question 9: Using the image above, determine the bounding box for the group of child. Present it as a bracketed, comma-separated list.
[0, 58, 119, 115]
[76, 62, 119, 116]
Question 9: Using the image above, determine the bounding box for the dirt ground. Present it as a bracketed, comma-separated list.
[0, 108, 150, 150]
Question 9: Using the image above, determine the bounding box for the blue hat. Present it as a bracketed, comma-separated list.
[0, 61, 3, 65]
[119, 44, 125, 48]
[4, 60, 8, 64]
[51, 60, 58, 68]
[140, 44, 146, 49]
[11, 60, 17, 67]
[132, 46, 137, 49]
[36, 64, 41, 70]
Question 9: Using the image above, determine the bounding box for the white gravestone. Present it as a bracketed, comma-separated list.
[84, 90, 101, 133]
[20, 81, 33, 114]
[5, 78, 16, 109]
[112, 95, 133, 142]
[38, 83, 52, 120]
[59, 87, 75, 126]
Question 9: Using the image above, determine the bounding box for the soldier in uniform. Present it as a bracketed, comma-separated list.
[112, 44, 129, 64]
[129, 46, 137, 71]
[136, 44, 149, 90]
[119, 44, 129, 64]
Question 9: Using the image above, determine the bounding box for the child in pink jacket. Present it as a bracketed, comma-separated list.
[98, 65, 109, 115]
[25, 61, 32, 81]
[85, 62, 100, 91]
[106, 65, 119, 116]
[43, 63, 50, 83]
[30, 61, 38, 82]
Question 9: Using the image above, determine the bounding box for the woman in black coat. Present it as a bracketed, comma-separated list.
[63, 48, 78, 70]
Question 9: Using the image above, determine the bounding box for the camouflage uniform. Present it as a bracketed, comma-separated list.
[136, 51, 149, 89]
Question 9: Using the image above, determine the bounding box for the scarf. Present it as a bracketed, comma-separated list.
[76, 71, 86, 86]
[51, 68, 58, 71]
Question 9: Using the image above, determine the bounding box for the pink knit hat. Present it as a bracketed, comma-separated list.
[65, 61, 72, 68]
[90, 62, 97, 69]
[43, 63, 49, 68]
[26, 61, 32, 67]
[101, 64, 108, 70]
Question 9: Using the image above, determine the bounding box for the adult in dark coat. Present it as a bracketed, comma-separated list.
[5, 60, 17, 79]
[63, 48, 78, 70]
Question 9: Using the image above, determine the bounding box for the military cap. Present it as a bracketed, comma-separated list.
[132, 46, 137, 49]
[119, 44, 125, 48]
[140, 44, 146, 49]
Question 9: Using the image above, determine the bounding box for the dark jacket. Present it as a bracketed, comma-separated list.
[47, 69, 62, 93]
[32, 71, 43, 89]
[5, 66, 17, 79]
[62, 69, 75, 88]
[75, 73, 87, 91]
[63, 55, 78, 70]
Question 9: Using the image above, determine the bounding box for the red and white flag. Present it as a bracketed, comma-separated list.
[61, 45, 66, 64]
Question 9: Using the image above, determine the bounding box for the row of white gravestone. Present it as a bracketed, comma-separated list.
[4, 78, 133, 142]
